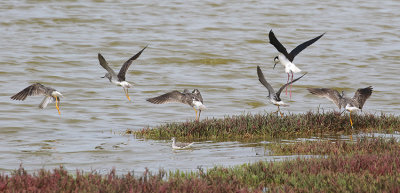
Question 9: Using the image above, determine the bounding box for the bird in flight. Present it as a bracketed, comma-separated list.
[257, 65, 306, 117]
[146, 89, 206, 121]
[269, 29, 324, 98]
[307, 86, 373, 128]
[11, 83, 63, 115]
[98, 45, 147, 102]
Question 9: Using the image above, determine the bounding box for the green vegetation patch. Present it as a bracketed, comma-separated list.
[133, 112, 400, 140]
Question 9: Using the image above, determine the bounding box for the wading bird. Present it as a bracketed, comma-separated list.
[98, 46, 147, 101]
[146, 89, 206, 121]
[257, 66, 306, 117]
[171, 137, 194, 149]
[307, 86, 373, 128]
[11, 83, 63, 115]
[269, 30, 324, 98]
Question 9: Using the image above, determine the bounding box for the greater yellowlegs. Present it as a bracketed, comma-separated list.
[171, 137, 194, 149]
[98, 45, 147, 102]
[269, 29, 324, 98]
[146, 89, 206, 121]
[11, 83, 63, 115]
[257, 66, 306, 117]
[307, 86, 373, 128]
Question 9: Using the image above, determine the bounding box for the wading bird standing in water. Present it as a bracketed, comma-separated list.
[171, 137, 194, 150]
[307, 86, 373, 128]
[146, 89, 206, 121]
[268, 29, 324, 98]
[11, 83, 63, 115]
[257, 66, 306, 117]
[98, 46, 147, 102]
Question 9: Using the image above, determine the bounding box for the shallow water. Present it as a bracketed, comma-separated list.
[0, 0, 399, 174]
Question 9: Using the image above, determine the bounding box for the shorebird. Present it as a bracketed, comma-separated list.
[171, 137, 194, 150]
[98, 45, 147, 102]
[257, 66, 306, 117]
[269, 29, 324, 98]
[146, 89, 206, 121]
[307, 86, 373, 128]
[10, 83, 63, 115]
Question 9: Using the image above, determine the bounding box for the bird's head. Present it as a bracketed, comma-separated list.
[192, 89, 201, 94]
[273, 56, 279, 69]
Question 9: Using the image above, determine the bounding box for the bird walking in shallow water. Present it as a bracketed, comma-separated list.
[146, 89, 206, 121]
[268, 30, 324, 98]
[307, 86, 373, 128]
[257, 66, 306, 117]
[98, 45, 147, 102]
[171, 137, 194, 149]
[11, 83, 63, 115]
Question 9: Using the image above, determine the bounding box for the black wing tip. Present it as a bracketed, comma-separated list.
[146, 98, 156, 103]
[98, 53, 105, 60]
[269, 29, 273, 34]
[146, 97, 163, 104]
[359, 86, 373, 94]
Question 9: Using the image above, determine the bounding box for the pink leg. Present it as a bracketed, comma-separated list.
[285, 73, 289, 95]
[290, 72, 293, 99]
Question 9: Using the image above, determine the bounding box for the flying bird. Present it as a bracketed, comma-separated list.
[171, 137, 194, 150]
[146, 89, 206, 121]
[98, 45, 147, 101]
[11, 83, 63, 115]
[307, 86, 373, 128]
[269, 29, 324, 98]
[257, 66, 306, 117]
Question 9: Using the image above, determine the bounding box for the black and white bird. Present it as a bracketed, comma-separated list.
[98, 45, 147, 102]
[268, 30, 324, 98]
[11, 83, 63, 115]
[307, 86, 373, 128]
[257, 66, 306, 116]
[146, 89, 206, 121]
[171, 137, 194, 150]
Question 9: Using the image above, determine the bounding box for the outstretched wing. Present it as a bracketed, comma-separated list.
[276, 73, 307, 97]
[307, 88, 342, 108]
[117, 45, 148, 81]
[11, 83, 48, 101]
[98, 53, 117, 78]
[146, 90, 185, 104]
[352, 86, 372, 109]
[257, 66, 275, 97]
[268, 30, 289, 57]
[288, 33, 325, 61]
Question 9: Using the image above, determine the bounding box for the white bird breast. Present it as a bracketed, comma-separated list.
[193, 100, 206, 110]
[116, 81, 132, 88]
[345, 104, 359, 112]
[278, 54, 301, 73]
[52, 91, 63, 97]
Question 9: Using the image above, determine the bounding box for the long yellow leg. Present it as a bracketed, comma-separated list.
[193, 107, 198, 121]
[349, 112, 353, 129]
[349, 112, 353, 140]
[123, 88, 131, 101]
[55, 97, 60, 115]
